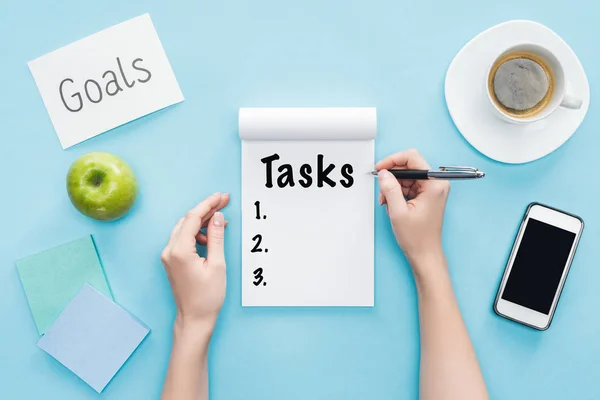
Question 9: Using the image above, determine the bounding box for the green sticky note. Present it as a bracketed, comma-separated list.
[16, 235, 113, 335]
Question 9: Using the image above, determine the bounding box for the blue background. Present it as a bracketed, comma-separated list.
[1, 0, 598, 399]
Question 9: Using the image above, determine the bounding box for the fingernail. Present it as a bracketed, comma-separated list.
[223, 193, 230, 197]
[378, 194, 383, 205]
[213, 212, 224, 226]
[213, 192, 221, 196]
[378, 170, 392, 180]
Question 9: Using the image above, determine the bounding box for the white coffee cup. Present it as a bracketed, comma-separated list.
[486, 43, 582, 124]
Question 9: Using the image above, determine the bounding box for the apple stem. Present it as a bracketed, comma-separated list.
[87, 170, 106, 187]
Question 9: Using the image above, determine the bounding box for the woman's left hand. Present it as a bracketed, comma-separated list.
[161, 193, 230, 331]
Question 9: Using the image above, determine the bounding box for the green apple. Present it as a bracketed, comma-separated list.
[67, 152, 138, 221]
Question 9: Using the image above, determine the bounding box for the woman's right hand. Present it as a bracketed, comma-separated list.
[375, 149, 451, 281]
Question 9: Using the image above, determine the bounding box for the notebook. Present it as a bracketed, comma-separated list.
[16, 235, 112, 334]
[239, 107, 376, 306]
[38, 284, 150, 393]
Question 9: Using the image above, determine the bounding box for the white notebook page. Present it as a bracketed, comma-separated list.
[240, 108, 376, 306]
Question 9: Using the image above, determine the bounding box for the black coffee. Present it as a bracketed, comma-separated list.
[489, 52, 553, 117]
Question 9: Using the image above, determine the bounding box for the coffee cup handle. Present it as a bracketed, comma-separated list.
[561, 90, 583, 110]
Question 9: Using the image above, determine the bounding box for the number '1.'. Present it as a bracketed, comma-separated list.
[254, 201, 261, 219]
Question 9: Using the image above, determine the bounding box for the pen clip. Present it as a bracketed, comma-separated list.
[438, 166, 479, 172]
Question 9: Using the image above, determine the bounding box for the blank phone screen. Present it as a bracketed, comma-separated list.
[501, 218, 576, 315]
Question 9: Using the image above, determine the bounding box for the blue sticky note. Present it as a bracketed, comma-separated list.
[38, 284, 150, 393]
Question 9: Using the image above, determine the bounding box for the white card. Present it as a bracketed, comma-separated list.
[28, 14, 184, 149]
[239, 108, 376, 306]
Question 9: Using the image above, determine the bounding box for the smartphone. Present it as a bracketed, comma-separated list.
[494, 203, 584, 330]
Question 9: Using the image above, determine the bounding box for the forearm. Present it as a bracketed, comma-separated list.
[161, 318, 213, 400]
[413, 254, 488, 400]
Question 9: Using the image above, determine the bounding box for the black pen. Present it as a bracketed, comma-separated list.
[370, 166, 485, 180]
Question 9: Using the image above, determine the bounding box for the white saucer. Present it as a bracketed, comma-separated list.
[445, 20, 590, 164]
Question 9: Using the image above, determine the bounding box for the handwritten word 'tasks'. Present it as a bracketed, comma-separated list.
[261, 153, 354, 189]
